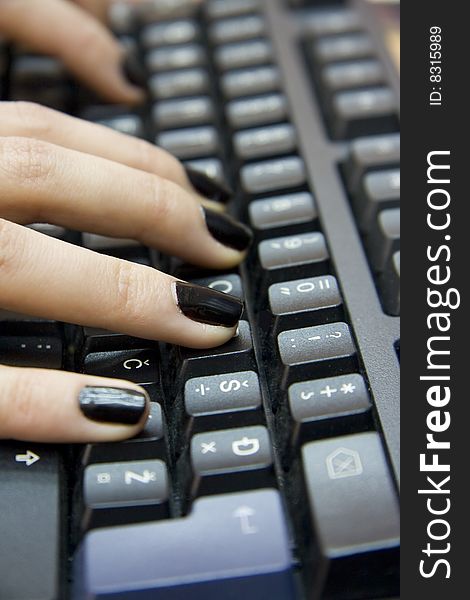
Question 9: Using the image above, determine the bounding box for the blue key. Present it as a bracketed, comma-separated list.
[74, 489, 295, 599]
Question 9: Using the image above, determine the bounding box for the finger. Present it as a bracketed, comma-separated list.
[0, 0, 144, 104]
[0, 365, 150, 442]
[0, 102, 231, 204]
[0, 220, 243, 348]
[74, 0, 110, 22]
[0, 137, 250, 268]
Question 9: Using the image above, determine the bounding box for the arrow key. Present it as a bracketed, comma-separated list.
[82, 459, 170, 530]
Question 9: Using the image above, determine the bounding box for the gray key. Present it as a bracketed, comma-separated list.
[259, 232, 327, 270]
[28, 223, 67, 239]
[157, 126, 219, 159]
[138, 0, 200, 21]
[312, 33, 374, 64]
[206, 0, 261, 19]
[226, 93, 288, 128]
[290, 374, 369, 425]
[241, 156, 306, 194]
[332, 87, 397, 139]
[367, 207, 400, 272]
[345, 133, 400, 191]
[84, 460, 169, 508]
[215, 39, 272, 71]
[82, 233, 141, 250]
[379, 251, 400, 316]
[210, 15, 266, 44]
[149, 68, 209, 99]
[192, 426, 272, 475]
[354, 168, 400, 232]
[96, 115, 144, 137]
[249, 192, 316, 230]
[141, 20, 199, 48]
[302, 432, 399, 554]
[184, 158, 225, 184]
[304, 8, 362, 37]
[185, 371, 262, 416]
[146, 44, 206, 72]
[269, 275, 340, 316]
[152, 96, 213, 128]
[321, 59, 385, 92]
[234, 123, 297, 160]
[222, 66, 280, 98]
[278, 322, 355, 369]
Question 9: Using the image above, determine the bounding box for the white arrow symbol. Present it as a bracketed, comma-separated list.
[232, 506, 258, 535]
[15, 450, 40, 466]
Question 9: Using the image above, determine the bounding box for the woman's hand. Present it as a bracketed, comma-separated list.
[0, 101, 251, 443]
[0, 0, 147, 103]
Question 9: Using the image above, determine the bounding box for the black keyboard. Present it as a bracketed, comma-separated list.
[0, 1, 400, 598]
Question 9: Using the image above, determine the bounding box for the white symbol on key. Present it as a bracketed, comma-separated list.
[300, 390, 315, 400]
[201, 441, 217, 454]
[209, 279, 233, 294]
[124, 470, 156, 485]
[123, 358, 150, 370]
[291, 338, 297, 348]
[326, 448, 363, 479]
[232, 437, 260, 457]
[320, 386, 337, 398]
[233, 506, 258, 535]
[297, 282, 315, 293]
[308, 336, 321, 342]
[326, 331, 342, 339]
[271, 242, 282, 249]
[284, 237, 302, 250]
[340, 383, 356, 394]
[271, 199, 292, 212]
[195, 384, 210, 395]
[97, 472, 111, 484]
[280, 287, 291, 295]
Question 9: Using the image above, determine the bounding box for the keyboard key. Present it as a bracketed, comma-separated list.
[215, 39, 272, 71]
[184, 371, 263, 431]
[184, 158, 226, 185]
[379, 251, 400, 316]
[321, 59, 385, 93]
[82, 348, 160, 384]
[330, 87, 398, 139]
[152, 96, 214, 128]
[74, 489, 295, 599]
[83, 459, 170, 529]
[221, 66, 280, 98]
[27, 223, 68, 239]
[141, 20, 199, 48]
[210, 15, 266, 44]
[367, 207, 400, 272]
[206, 0, 262, 19]
[82, 403, 167, 464]
[81, 232, 142, 250]
[241, 156, 306, 194]
[96, 114, 144, 137]
[0, 443, 63, 600]
[304, 8, 362, 37]
[178, 320, 255, 380]
[301, 433, 399, 596]
[226, 93, 288, 128]
[234, 123, 297, 160]
[249, 192, 316, 230]
[277, 322, 356, 387]
[267, 275, 342, 332]
[146, 44, 206, 72]
[312, 33, 375, 65]
[344, 133, 400, 191]
[157, 126, 219, 159]
[289, 374, 370, 445]
[258, 232, 328, 278]
[149, 68, 209, 99]
[138, 0, 201, 21]
[78, 326, 158, 358]
[191, 273, 244, 299]
[190, 425, 274, 496]
[0, 321, 63, 368]
[353, 168, 400, 232]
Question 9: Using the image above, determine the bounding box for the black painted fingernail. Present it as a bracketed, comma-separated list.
[79, 386, 147, 425]
[122, 49, 148, 90]
[203, 207, 253, 251]
[175, 281, 243, 328]
[185, 166, 233, 204]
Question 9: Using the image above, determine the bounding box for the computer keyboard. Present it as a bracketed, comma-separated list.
[0, 0, 400, 598]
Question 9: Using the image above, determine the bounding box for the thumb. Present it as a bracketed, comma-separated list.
[0, 365, 150, 443]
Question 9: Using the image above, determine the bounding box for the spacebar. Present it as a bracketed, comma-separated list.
[74, 489, 295, 600]
[0, 442, 63, 600]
